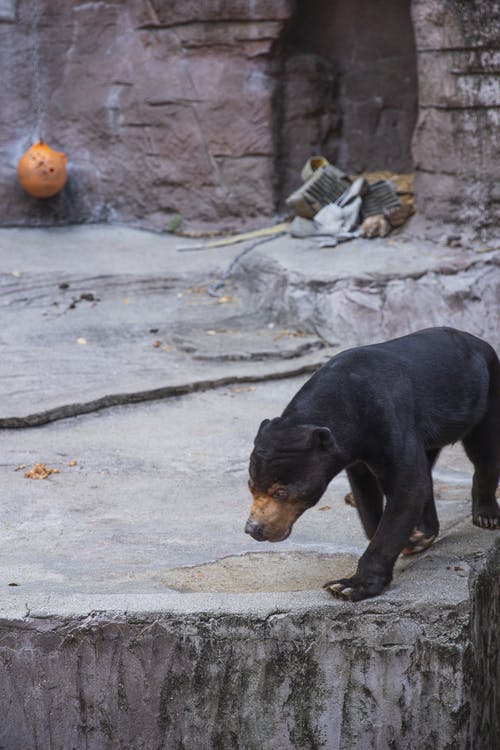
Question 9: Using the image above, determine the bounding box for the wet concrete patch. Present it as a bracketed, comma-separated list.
[158, 551, 358, 593]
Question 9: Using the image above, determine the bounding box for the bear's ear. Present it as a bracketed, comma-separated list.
[254, 418, 271, 443]
[310, 426, 336, 452]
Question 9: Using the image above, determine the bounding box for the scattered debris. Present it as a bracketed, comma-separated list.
[68, 292, 99, 310]
[318, 505, 331, 511]
[176, 222, 288, 252]
[227, 385, 257, 394]
[384, 203, 414, 228]
[361, 179, 400, 219]
[150, 339, 172, 352]
[176, 223, 288, 297]
[24, 463, 60, 479]
[286, 160, 351, 219]
[290, 176, 365, 241]
[361, 215, 391, 238]
[358, 171, 415, 212]
[286, 157, 414, 243]
[273, 329, 307, 341]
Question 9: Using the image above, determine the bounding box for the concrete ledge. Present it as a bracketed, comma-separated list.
[0, 539, 498, 749]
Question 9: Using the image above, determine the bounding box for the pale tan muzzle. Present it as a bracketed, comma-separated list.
[245, 493, 308, 542]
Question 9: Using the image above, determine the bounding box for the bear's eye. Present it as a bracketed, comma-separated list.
[273, 487, 288, 501]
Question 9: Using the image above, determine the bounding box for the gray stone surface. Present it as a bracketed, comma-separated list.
[0, 376, 483, 608]
[0, 225, 499, 749]
[1, 225, 498, 424]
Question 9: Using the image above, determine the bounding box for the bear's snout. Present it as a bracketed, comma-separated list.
[244, 519, 266, 541]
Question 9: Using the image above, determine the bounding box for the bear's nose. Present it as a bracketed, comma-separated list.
[244, 519, 266, 541]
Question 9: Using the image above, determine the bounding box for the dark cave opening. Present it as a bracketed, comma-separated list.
[280, 0, 419, 200]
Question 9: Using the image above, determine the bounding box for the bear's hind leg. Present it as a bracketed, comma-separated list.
[345, 462, 383, 540]
[463, 411, 500, 530]
[402, 448, 440, 555]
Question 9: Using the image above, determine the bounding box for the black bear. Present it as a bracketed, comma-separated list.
[245, 328, 500, 600]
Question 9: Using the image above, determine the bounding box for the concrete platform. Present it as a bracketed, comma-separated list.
[0, 225, 498, 749]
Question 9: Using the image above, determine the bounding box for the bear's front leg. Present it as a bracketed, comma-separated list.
[326, 453, 431, 601]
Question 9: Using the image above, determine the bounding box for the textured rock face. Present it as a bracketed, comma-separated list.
[239, 251, 500, 355]
[470, 544, 500, 746]
[411, 0, 500, 236]
[0, 0, 293, 229]
[0, 0, 498, 233]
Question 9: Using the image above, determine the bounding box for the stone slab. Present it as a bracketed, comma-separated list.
[2, 226, 499, 425]
[1, 226, 499, 425]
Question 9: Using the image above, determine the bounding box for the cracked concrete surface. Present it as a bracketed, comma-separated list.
[0, 225, 499, 749]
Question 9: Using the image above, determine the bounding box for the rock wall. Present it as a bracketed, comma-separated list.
[470, 542, 500, 746]
[0, 0, 498, 234]
[411, 0, 500, 237]
[0, 0, 293, 229]
[0, 606, 479, 749]
[236, 245, 500, 352]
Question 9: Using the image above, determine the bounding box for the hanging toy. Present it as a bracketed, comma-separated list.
[17, 140, 67, 198]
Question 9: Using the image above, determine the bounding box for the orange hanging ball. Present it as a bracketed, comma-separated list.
[17, 140, 67, 198]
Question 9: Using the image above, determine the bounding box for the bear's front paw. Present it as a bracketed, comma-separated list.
[323, 573, 390, 601]
[473, 507, 500, 529]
